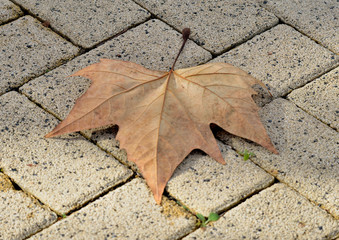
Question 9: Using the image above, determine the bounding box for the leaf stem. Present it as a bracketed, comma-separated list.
[170, 28, 190, 71]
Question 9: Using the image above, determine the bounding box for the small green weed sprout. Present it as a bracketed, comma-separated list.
[176, 200, 190, 211]
[196, 212, 220, 227]
[239, 149, 255, 161]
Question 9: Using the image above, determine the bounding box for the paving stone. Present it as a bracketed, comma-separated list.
[0, 16, 79, 95]
[29, 178, 196, 240]
[0, 91, 133, 215]
[260, 0, 339, 53]
[134, 0, 278, 54]
[166, 143, 274, 216]
[20, 19, 212, 167]
[0, 187, 57, 240]
[217, 98, 339, 218]
[184, 183, 339, 240]
[0, 0, 23, 24]
[288, 67, 338, 131]
[212, 24, 338, 103]
[14, 0, 150, 48]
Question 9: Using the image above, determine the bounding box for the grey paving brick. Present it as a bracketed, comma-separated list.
[184, 184, 339, 240]
[134, 0, 278, 54]
[0, 187, 57, 240]
[14, 0, 150, 48]
[212, 24, 338, 103]
[260, 0, 339, 53]
[0, 91, 133, 215]
[218, 98, 339, 218]
[0, 0, 23, 24]
[20, 19, 212, 166]
[288, 67, 338, 131]
[166, 143, 274, 216]
[0, 16, 79, 95]
[29, 178, 196, 240]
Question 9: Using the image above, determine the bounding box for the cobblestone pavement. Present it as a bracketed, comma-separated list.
[1, 0, 338, 239]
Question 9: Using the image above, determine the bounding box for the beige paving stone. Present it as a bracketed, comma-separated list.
[20, 19, 212, 167]
[184, 184, 339, 240]
[134, 0, 278, 54]
[166, 143, 274, 216]
[14, 0, 150, 48]
[260, 0, 339, 53]
[217, 98, 339, 218]
[29, 178, 196, 240]
[212, 24, 338, 103]
[0, 0, 23, 24]
[0, 16, 79, 95]
[288, 67, 338, 131]
[0, 188, 57, 240]
[0, 91, 133, 215]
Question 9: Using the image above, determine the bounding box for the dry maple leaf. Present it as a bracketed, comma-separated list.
[46, 28, 278, 204]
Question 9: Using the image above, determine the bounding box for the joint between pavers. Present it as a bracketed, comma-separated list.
[286, 99, 338, 133]
[273, 180, 339, 221]
[0, 15, 20, 26]
[19, 90, 67, 122]
[207, 21, 280, 59]
[175, 180, 276, 240]
[284, 62, 339, 97]
[55, 173, 137, 218]
[276, 20, 339, 55]
[89, 15, 153, 51]
[9, 0, 77, 46]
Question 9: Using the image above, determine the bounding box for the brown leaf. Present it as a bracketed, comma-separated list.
[45, 59, 278, 203]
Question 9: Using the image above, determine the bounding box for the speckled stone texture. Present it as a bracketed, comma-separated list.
[0, 187, 57, 240]
[0, 0, 23, 24]
[0, 91, 133, 215]
[218, 98, 339, 218]
[184, 184, 339, 240]
[134, 0, 278, 54]
[288, 67, 338, 131]
[0, 16, 79, 95]
[166, 143, 274, 216]
[13, 0, 150, 48]
[212, 24, 338, 102]
[28, 178, 196, 240]
[260, 0, 338, 53]
[20, 19, 212, 168]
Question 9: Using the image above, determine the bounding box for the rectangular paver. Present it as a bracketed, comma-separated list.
[260, 0, 339, 53]
[218, 98, 339, 218]
[212, 24, 338, 102]
[134, 0, 278, 54]
[0, 173, 57, 240]
[13, 0, 151, 48]
[20, 19, 212, 168]
[28, 178, 196, 240]
[0, 0, 23, 24]
[288, 67, 338, 131]
[0, 91, 133, 215]
[166, 143, 274, 216]
[0, 16, 79, 95]
[184, 184, 339, 240]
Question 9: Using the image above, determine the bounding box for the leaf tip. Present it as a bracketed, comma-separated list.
[267, 144, 279, 155]
[154, 194, 162, 205]
[44, 131, 55, 138]
[44, 132, 52, 138]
